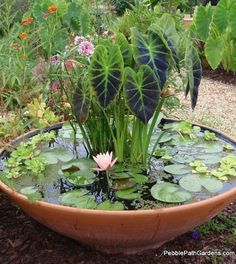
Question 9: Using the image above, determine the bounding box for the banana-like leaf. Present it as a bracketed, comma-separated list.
[124, 65, 160, 123]
[194, 4, 213, 42]
[115, 33, 133, 67]
[89, 44, 124, 107]
[229, 3, 236, 38]
[213, 0, 236, 33]
[73, 80, 91, 123]
[131, 28, 170, 89]
[205, 36, 224, 70]
[185, 45, 202, 110]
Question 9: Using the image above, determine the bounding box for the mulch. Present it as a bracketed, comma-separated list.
[202, 68, 236, 86]
[0, 191, 235, 264]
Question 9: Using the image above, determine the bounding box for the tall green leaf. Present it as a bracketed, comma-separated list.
[115, 33, 133, 67]
[89, 44, 124, 107]
[131, 28, 170, 89]
[124, 65, 160, 123]
[194, 4, 213, 41]
[205, 36, 224, 70]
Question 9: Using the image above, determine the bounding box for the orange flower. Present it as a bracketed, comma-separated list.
[21, 17, 33, 26]
[48, 5, 57, 13]
[19, 32, 28, 40]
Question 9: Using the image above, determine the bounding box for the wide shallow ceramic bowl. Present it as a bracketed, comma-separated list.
[0, 121, 235, 254]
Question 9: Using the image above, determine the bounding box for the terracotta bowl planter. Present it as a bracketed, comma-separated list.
[0, 122, 236, 254]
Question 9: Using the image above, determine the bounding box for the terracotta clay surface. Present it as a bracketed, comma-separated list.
[0, 181, 235, 254]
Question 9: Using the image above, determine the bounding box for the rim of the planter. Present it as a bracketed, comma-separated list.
[0, 120, 235, 215]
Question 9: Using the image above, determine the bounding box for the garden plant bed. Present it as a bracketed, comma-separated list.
[0, 191, 235, 264]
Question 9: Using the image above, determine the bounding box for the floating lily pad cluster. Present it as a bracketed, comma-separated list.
[1, 121, 236, 210]
[149, 121, 236, 203]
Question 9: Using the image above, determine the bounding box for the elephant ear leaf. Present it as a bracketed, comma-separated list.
[73, 80, 91, 123]
[185, 45, 202, 110]
[131, 28, 170, 90]
[115, 33, 133, 67]
[89, 44, 123, 107]
[124, 65, 161, 124]
[163, 33, 180, 72]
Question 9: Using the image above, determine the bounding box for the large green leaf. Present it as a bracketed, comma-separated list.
[229, 4, 236, 38]
[73, 80, 91, 123]
[115, 33, 133, 67]
[124, 65, 160, 123]
[89, 44, 123, 107]
[151, 182, 191, 203]
[213, 0, 236, 33]
[194, 5, 213, 41]
[205, 37, 224, 70]
[131, 28, 170, 89]
[156, 13, 180, 48]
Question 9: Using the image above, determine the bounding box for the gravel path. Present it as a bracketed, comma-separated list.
[171, 77, 236, 139]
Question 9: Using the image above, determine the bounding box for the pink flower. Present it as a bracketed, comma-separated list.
[50, 80, 61, 92]
[78, 41, 94, 57]
[92, 152, 117, 172]
[50, 55, 61, 64]
[64, 59, 76, 69]
[74, 36, 86, 46]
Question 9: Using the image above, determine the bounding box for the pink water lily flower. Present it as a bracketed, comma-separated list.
[93, 152, 117, 172]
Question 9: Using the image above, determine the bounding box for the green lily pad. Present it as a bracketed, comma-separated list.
[110, 172, 131, 179]
[199, 142, 223, 153]
[20, 186, 42, 201]
[179, 175, 202, 192]
[97, 200, 124, 210]
[129, 172, 148, 184]
[151, 132, 173, 144]
[112, 178, 136, 190]
[116, 188, 141, 200]
[40, 148, 74, 164]
[197, 154, 221, 165]
[170, 134, 194, 146]
[172, 155, 194, 164]
[199, 176, 223, 193]
[179, 174, 223, 193]
[164, 164, 191, 175]
[151, 182, 191, 203]
[59, 190, 96, 208]
[61, 158, 96, 171]
[66, 170, 96, 186]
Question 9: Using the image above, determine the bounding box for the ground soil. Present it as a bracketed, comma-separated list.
[0, 192, 235, 264]
[202, 68, 236, 86]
